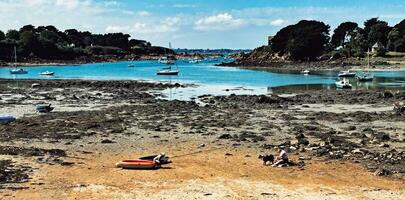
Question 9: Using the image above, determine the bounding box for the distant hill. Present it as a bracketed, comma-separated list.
[175, 48, 251, 55]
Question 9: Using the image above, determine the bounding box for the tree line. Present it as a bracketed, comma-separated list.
[0, 25, 169, 62]
[268, 18, 405, 61]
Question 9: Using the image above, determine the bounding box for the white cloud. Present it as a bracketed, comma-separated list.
[194, 13, 246, 31]
[270, 19, 285, 26]
[173, 4, 197, 8]
[106, 17, 180, 34]
[103, 1, 121, 7]
[137, 11, 151, 17]
[55, 0, 82, 10]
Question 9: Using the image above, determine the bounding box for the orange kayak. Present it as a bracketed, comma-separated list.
[116, 160, 158, 169]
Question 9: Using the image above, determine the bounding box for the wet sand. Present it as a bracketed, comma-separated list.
[0, 79, 404, 199]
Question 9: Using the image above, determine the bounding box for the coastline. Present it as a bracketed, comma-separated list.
[0, 79, 404, 199]
[219, 60, 405, 73]
[0, 54, 223, 68]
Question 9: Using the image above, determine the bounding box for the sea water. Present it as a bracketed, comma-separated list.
[1, 60, 404, 100]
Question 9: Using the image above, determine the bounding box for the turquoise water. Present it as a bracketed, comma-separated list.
[1, 60, 404, 99]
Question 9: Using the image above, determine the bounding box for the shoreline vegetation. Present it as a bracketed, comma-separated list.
[222, 18, 405, 72]
[0, 24, 236, 68]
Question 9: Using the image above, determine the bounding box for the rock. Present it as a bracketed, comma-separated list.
[375, 132, 390, 141]
[100, 139, 115, 144]
[218, 134, 232, 139]
[198, 144, 206, 148]
[351, 148, 364, 155]
[297, 138, 309, 146]
[374, 168, 391, 176]
[379, 144, 390, 148]
[362, 127, 374, 133]
[382, 91, 394, 98]
[343, 125, 356, 131]
[295, 133, 305, 139]
[31, 83, 41, 88]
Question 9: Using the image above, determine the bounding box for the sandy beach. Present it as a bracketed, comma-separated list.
[0, 79, 404, 199]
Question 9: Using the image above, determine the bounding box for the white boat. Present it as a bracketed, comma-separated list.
[9, 46, 28, 75]
[157, 42, 179, 76]
[301, 70, 310, 75]
[188, 59, 200, 64]
[158, 57, 175, 65]
[157, 68, 179, 76]
[356, 50, 374, 82]
[356, 72, 373, 82]
[335, 78, 352, 89]
[338, 70, 356, 77]
[39, 71, 55, 76]
[10, 68, 28, 74]
[128, 64, 135, 67]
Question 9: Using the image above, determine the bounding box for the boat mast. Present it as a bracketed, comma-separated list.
[367, 48, 370, 69]
[14, 46, 17, 67]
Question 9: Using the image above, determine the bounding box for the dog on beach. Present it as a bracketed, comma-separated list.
[258, 154, 275, 165]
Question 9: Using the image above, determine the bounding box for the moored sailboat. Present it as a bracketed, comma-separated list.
[9, 46, 28, 75]
[157, 43, 179, 76]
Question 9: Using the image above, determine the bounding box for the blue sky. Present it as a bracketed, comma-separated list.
[0, 0, 404, 49]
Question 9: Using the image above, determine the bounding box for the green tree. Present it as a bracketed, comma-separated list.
[387, 28, 405, 52]
[6, 29, 20, 40]
[271, 20, 330, 60]
[331, 22, 358, 48]
[20, 31, 36, 46]
[394, 19, 405, 34]
[0, 30, 5, 41]
[19, 25, 36, 33]
[368, 22, 391, 46]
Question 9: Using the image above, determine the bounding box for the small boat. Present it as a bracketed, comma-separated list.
[157, 68, 179, 76]
[157, 42, 179, 75]
[338, 70, 356, 77]
[356, 50, 374, 82]
[356, 72, 374, 82]
[158, 57, 175, 65]
[10, 68, 28, 74]
[39, 71, 55, 76]
[128, 64, 135, 67]
[0, 116, 16, 124]
[9, 46, 28, 75]
[335, 78, 352, 89]
[36, 104, 54, 113]
[301, 70, 310, 75]
[115, 160, 158, 169]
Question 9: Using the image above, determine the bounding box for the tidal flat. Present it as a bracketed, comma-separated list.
[0, 79, 404, 199]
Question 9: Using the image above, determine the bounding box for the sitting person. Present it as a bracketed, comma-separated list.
[153, 153, 166, 165]
[272, 148, 289, 167]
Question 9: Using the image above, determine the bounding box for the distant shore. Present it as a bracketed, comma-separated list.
[219, 59, 405, 72]
[0, 54, 223, 68]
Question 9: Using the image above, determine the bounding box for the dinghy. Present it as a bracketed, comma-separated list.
[0, 116, 16, 124]
[36, 104, 54, 113]
[116, 160, 158, 169]
[301, 70, 310, 75]
[335, 78, 352, 89]
[39, 71, 55, 76]
[338, 70, 356, 77]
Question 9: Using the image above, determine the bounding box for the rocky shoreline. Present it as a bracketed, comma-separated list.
[0, 79, 404, 198]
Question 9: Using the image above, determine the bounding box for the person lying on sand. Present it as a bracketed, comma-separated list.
[272, 148, 288, 167]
